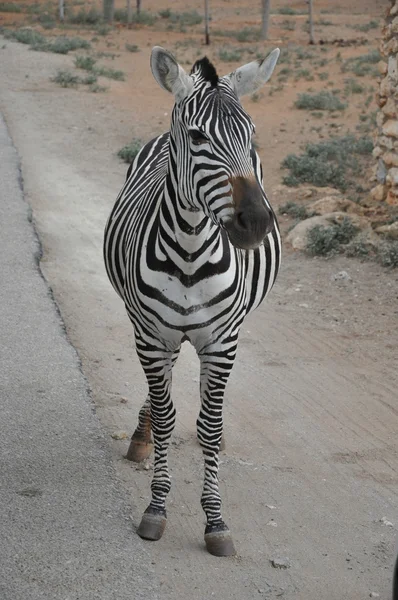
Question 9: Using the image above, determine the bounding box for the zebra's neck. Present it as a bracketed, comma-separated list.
[161, 129, 218, 255]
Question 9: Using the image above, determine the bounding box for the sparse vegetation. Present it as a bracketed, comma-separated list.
[0, 2, 22, 12]
[306, 218, 359, 256]
[349, 20, 379, 33]
[378, 242, 398, 268]
[279, 202, 313, 220]
[342, 50, 381, 77]
[236, 27, 261, 42]
[32, 36, 91, 54]
[158, 9, 201, 27]
[295, 91, 346, 111]
[126, 43, 139, 53]
[218, 47, 242, 62]
[51, 70, 80, 88]
[94, 66, 125, 81]
[68, 7, 101, 25]
[118, 140, 143, 163]
[282, 135, 373, 191]
[74, 55, 96, 70]
[3, 28, 45, 45]
[344, 78, 365, 95]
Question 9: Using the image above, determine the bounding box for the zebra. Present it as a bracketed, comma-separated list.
[104, 46, 281, 556]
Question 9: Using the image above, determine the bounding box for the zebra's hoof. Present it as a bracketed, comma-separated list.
[126, 439, 153, 462]
[204, 522, 236, 557]
[137, 507, 167, 541]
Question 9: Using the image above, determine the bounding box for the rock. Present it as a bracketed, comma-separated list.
[378, 135, 394, 150]
[111, 430, 128, 440]
[386, 167, 398, 185]
[386, 188, 398, 205]
[369, 593, 380, 598]
[377, 111, 386, 129]
[381, 98, 397, 119]
[309, 197, 365, 216]
[382, 119, 398, 138]
[379, 516, 394, 527]
[331, 271, 352, 282]
[378, 60, 388, 76]
[372, 146, 383, 159]
[270, 557, 291, 569]
[379, 76, 392, 98]
[383, 151, 398, 167]
[388, 55, 398, 80]
[370, 184, 387, 201]
[286, 212, 370, 250]
[375, 222, 398, 239]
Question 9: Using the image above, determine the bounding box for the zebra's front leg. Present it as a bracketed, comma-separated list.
[136, 349, 176, 542]
[126, 348, 180, 463]
[197, 350, 237, 557]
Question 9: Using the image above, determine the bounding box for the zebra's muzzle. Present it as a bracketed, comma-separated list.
[224, 177, 274, 250]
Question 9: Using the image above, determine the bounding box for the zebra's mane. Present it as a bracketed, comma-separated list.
[191, 57, 219, 87]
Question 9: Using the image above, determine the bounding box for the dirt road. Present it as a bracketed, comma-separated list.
[1, 38, 398, 600]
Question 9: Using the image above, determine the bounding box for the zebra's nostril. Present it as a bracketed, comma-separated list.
[236, 211, 248, 230]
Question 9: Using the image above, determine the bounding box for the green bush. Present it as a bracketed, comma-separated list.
[342, 50, 381, 77]
[32, 36, 91, 54]
[278, 201, 312, 220]
[94, 66, 125, 81]
[74, 55, 96, 70]
[3, 28, 45, 45]
[113, 8, 156, 25]
[306, 218, 359, 256]
[118, 140, 143, 163]
[281, 135, 373, 191]
[218, 47, 242, 62]
[158, 9, 201, 26]
[350, 20, 379, 33]
[378, 242, 398, 268]
[51, 70, 80, 88]
[125, 43, 139, 52]
[236, 27, 261, 42]
[295, 91, 346, 111]
[0, 2, 22, 12]
[68, 7, 102, 24]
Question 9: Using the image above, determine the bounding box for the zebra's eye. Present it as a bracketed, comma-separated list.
[189, 129, 209, 146]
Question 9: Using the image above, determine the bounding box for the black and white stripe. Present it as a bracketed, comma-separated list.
[104, 47, 281, 553]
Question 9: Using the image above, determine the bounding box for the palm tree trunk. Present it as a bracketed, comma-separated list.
[261, 0, 271, 40]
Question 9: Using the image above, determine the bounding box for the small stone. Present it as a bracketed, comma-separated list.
[383, 151, 398, 167]
[375, 221, 398, 240]
[378, 60, 388, 76]
[383, 119, 398, 138]
[331, 271, 352, 282]
[370, 184, 387, 202]
[381, 98, 397, 119]
[111, 430, 128, 440]
[379, 516, 394, 527]
[267, 520, 278, 527]
[386, 167, 398, 185]
[370, 593, 380, 598]
[270, 557, 291, 569]
[386, 189, 398, 205]
[372, 146, 383, 159]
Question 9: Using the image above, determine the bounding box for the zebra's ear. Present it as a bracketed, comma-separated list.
[227, 48, 280, 98]
[151, 46, 193, 102]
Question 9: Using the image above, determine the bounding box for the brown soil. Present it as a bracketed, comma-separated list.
[1, 1, 397, 599]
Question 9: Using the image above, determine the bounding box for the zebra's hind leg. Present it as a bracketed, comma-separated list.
[197, 349, 237, 557]
[126, 348, 180, 462]
[126, 396, 153, 462]
[135, 346, 176, 542]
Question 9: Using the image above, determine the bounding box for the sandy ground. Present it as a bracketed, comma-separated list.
[1, 4, 398, 597]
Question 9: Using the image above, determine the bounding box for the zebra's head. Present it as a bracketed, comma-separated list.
[150, 46, 280, 250]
